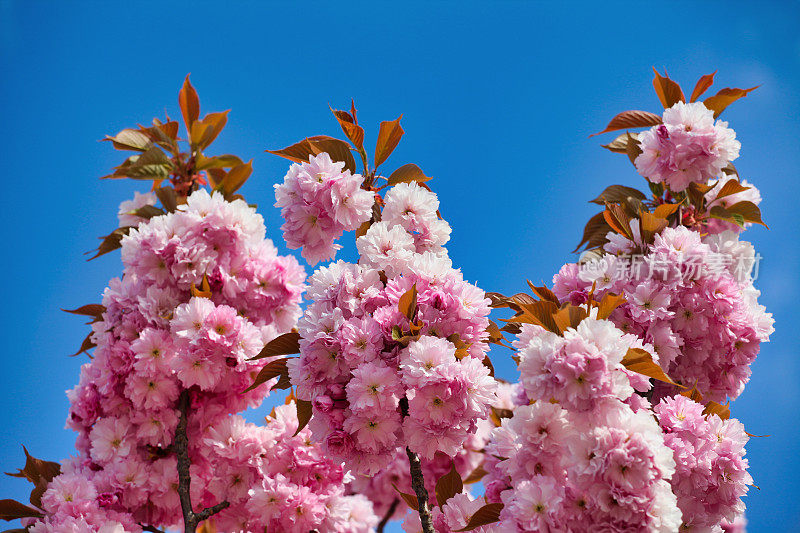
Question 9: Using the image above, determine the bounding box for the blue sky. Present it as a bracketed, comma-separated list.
[1, 1, 798, 531]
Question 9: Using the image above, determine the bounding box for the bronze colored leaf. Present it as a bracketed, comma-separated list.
[392, 484, 419, 511]
[220, 160, 253, 197]
[454, 502, 504, 531]
[621, 348, 681, 386]
[726, 201, 767, 227]
[574, 211, 611, 253]
[462, 466, 488, 484]
[249, 330, 301, 361]
[714, 180, 751, 201]
[482, 355, 495, 377]
[179, 74, 200, 129]
[721, 162, 739, 176]
[398, 283, 418, 321]
[194, 110, 229, 149]
[195, 154, 244, 171]
[703, 86, 758, 118]
[69, 331, 95, 357]
[130, 205, 164, 220]
[591, 110, 662, 137]
[596, 292, 625, 320]
[601, 132, 638, 153]
[5, 447, 60, 509]
[435, 461, 464, 508]
[355, 220, 371, 239]
[603, 204, 634, 239]
[62, 304, 105, 318]
[639, 211, 668, 243]
[590, 185, 647, 205]
[0, 499, 42, 521]
[625, 131, 643, 165]
[527, 282, 560, 304]
[503, 300, 561, 335]
[652, 203, 680, 219]
[104, 129, 152, 151]
[652, 67, 685, 108]
[553, 304, 588, 333]
[690, 71, 717, 102]
[387, 163, 431, 186]
[155, 186, 178, 213]
[155, 118, 180, 140]
[374, 115, 404, 168]
[702, 401, 730, 420]
[331, 102, 365, 150]
[87, 226, 132, 260]
[293, 399, 313, 436]
[267, 136, 356, 174]
[245, 357, 293, 392]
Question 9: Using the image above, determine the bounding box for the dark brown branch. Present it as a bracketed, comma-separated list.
[175, 390, 230, 533]
[405, 446, 434, 533]
[376, 498, 399, 533]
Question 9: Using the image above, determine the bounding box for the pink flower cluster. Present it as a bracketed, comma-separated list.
[287, 180, 496, 475]
[484, 318, 682, 532]
[655, 395, 752, 531]
[558, 226, 773, 403]
[274, 152, 375, 265]
[350, 382, 523, 522]
[635, 101, 740, 192]
[27, 190, 377, 531]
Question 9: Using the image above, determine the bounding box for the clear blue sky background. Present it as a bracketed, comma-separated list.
[1, 2, 798, 531]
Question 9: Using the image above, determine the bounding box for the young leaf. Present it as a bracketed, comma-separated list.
[244, 357, 292, 392]
[526, 281, 560, 304]
[267, 136, 357, 174]
[62, 304, 105, 319]
[703, 401, 731, 420]
[392, 484, 419, 511]
[249, 330, 301, 361]
[590, 185, 647, 205]
[195, 153, 244, 171]
[193, 110, 230, 149]
[220, 160, 253, 197]
[652, 67, 685, 108]
[155, 186, 178, 213]
[87, 227, 133, 260]
[179, 74, 200, 129]
[435, 461, 464, 508]
[398, 283, 418, 321]
[621, 348, 681, 386]
[293, 399, 313, 436]
[601, 132, 638, 153]
[374, 115, 404, 168]
[331, 103, 365, 150]
[104, 129, 153, 151]
[454, 502, 504, 531]
[573, 211, 611, 253]
[690, 71, 717, 102]
[626, 131, 643, 165]
[387, 163, 431, 186]
[652, 203, 680, 219]
[5, 446, 60, 509]
[703, 86, 758, 118]
[591, 110, 662, 136]
[69, 331, 95, 357]
[0, 499, 43, 521]
[713, 179, 751, 201]
[462, 466, 488, 484]
[596, 292, 625, 320]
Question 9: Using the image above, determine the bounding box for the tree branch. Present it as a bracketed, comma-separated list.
[376, 498, 399, 533]
[405, 446, 434, 533]
[174, 390, 230, 533]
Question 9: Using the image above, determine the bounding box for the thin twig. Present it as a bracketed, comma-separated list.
[175, 390, 230, 532]
[376, 498, 400, 533]
[405, 446, 434, 533]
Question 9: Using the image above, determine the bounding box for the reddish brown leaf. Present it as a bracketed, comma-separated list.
[652, 67, 685, 108]
[714, 179, 751, 201]
[374, 115, 404, 168]
[5, 447, 60, 509]
[596, 292, 625, 320]
[526, 281, 560, 304]
[392, 483, 419, 511]
[703, 401, 731, 420]
[592, 110, 662, 136]
[652, 203, 680, 219]
[690, 71, 717, 102]
[590, 185, 647, 205]
[331, 103, 365, 150]
[267, 136, 356, 174]
[245, 357, 292, 392]
[387, 163, 431, 186]
[155, 186, 178, 213]
[193, 110, 229, 149]
[220, 160, 253, 197]
[435, 461, 463, 508]
[574, 211, 611, 253]
[454, 502, 504, 531]
[0, 499, 42, 521]
[703, 86, 758, 118]
[87, 227, 132, 260]
[62, 304, 105, 318]
[293, 399, 313, 436]
[249, 330, 301, 361]
[462, 466, 488, 484]
[398, 283, 418, 321]
[178, 75, 200, 129]
[622, 347, 681, 386]
[601, 132, 638, 154]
